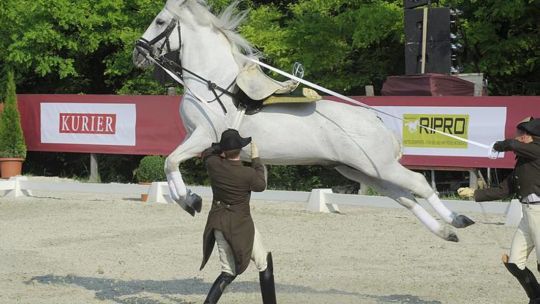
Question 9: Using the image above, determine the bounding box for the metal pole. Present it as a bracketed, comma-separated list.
[365, 85, 374, 96]
[469, 169, 478, 189]
[431, 169, 437, 192]
[421, 7, 428, 74]
[89, 153, 100, 182]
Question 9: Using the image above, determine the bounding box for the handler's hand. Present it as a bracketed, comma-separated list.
[493, 140, 512, 152]
[457, 187, 475, 199]
[251, 142, 259, 159]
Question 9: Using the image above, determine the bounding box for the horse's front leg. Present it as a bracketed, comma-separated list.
[165, 129, 212, 216]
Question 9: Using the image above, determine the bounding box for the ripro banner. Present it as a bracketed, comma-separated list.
[374, 106, 506, 157]
[358, 96, 540, 169]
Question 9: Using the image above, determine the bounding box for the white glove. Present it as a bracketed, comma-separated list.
[251, 142, 259, 159]
[457, 187, 475, 199]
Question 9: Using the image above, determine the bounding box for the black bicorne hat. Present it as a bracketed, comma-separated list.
[517, 116, 533, 130]
[518, 117, 540, 137]
[217, 129, 251, 151]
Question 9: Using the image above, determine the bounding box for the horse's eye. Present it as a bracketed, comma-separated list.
[156, 19, 166, 26]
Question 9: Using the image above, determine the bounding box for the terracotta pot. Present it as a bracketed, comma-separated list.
[0, 158, 24, 179]
[139, 182, 151, 202]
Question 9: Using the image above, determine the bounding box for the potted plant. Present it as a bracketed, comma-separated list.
[0, 71, 26, 178]
[135, 155, 166, 201]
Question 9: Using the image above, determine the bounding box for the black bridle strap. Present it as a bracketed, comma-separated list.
[142, 18, 178, 46]
[138, 17, 236, 114]
[159, 53, 237, 100]
[207, 80, 237, 114]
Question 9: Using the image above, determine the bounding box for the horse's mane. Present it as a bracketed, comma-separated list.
[181, 0, 261, 65]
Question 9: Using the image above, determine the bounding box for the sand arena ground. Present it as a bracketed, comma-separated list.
[0, 184, 534, 304]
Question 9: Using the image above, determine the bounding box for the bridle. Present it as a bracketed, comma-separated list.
[136, 17, 180, 59]
[135, 15, 236, 114]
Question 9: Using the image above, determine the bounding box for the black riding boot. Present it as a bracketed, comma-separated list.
[204, 272, 236, 304]
[259, 252, 277, 304]
[504, 262, 540, 303]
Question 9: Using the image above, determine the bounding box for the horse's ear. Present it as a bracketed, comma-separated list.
[166, 0, 185, 10]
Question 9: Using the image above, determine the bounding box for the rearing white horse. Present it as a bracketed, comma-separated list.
[133, 0, 474, 242]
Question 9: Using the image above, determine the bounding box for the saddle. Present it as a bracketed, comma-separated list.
[236, 87, 322, 115]
[235, 63, 321, 114]
[236, 63, 298, 100]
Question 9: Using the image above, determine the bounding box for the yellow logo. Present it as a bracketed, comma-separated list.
[403, 114, 469, 148]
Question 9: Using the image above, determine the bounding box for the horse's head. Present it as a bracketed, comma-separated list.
[133, 0, 184, 69]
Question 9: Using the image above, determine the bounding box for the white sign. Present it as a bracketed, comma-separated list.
[374, 106, 507, 157]
[40, 103, 136, 146]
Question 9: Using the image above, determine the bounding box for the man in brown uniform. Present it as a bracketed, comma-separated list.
[200, 129, 276, 304]
[458, 117, 540, 304]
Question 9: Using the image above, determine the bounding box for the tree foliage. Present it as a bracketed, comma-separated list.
[446, 0, 540, 95]
[1, 0, 537, 96]
[0, 0, 171, 95]
[241, 0, 404, 94]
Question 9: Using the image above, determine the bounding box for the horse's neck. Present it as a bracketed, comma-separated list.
[180, 18, 239, 113]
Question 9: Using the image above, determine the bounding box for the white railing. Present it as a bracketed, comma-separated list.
[0, 176, 520, 226]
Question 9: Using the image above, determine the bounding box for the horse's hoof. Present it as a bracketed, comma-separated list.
[438, 225, 459, 242]
[186, 190, 202, 213]
[446, 232, 459, 242]
[451, 214, 475, 228]
[184, 204, 196, 217]
[173, 193, 197, 217]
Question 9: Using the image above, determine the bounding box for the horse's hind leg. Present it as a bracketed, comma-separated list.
[375, 162, 475, 229]
[335, 166, 458, 242]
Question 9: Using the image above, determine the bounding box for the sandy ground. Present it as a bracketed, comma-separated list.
[0, 186, 534, 304]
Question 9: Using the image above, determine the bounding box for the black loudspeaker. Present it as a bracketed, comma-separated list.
[404, 7, 451, 74]
[404, 8, 450, 43]
[405, 41, 451, 74]
[404, 0, 429, 9]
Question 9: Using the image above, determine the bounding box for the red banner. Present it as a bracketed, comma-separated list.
[19, 94, 184, 155]
[18, 94, 540, 169]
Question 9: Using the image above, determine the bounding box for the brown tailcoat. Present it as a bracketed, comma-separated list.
[199, 147, 266, 275]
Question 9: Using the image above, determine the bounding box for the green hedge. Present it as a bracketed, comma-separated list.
[135, 155, 166, 183]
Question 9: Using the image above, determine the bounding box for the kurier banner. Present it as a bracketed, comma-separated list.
[41, 103, 137, 146]
[18, 94, 540, 168]
[19, 94, 185, 155]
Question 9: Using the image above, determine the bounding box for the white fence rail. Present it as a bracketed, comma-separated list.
[0, 176, 521, 226]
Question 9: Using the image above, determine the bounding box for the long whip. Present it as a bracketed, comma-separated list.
[248, 58, 500, 158]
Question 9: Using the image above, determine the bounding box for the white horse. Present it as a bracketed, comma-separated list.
[133, 0, 474, 242]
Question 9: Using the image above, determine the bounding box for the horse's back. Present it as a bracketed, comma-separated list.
[241, 98, 400, 165]
[314, 99, 403, 161]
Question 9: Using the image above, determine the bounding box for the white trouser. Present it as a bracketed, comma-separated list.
[214, 227, 268, 276]
[509, 204, 540, 269]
